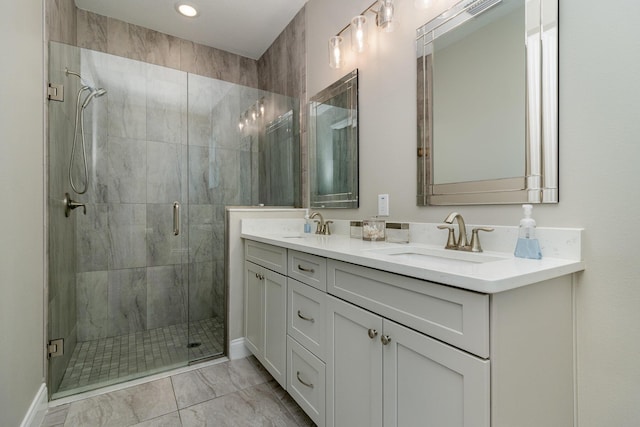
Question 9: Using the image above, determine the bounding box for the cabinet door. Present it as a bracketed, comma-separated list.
[326, 296, 383, 427]
[382, 320, 490, 427]
[262, 267, 287, 387]
[244, 261, 264, 357]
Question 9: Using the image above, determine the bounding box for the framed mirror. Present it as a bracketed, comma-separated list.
[417, 0, 558, 205]
[309, 69, 359, 208]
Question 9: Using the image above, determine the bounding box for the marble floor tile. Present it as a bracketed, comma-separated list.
[171, 357, 271, 409]
[41, 403, 69, 427]
[129, 411, 182, 427]
[63, 378, 177, 427]
[179, 382, 300, 427]
[43, 356, 314, 427]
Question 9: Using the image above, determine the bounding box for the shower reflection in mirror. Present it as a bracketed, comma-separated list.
[309, 69, 359, 209]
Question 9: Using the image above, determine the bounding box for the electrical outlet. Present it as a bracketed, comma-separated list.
[378, 194, 389, 216]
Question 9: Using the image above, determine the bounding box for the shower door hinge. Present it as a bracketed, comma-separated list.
[47, 338, 64, 359]
[47, 83, 64, 102]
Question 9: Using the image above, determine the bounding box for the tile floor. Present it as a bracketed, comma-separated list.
[42, 356, 315, 427]
[56, 318, 224, 397]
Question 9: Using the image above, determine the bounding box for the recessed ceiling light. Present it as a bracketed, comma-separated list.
[176, 3, 199, 18]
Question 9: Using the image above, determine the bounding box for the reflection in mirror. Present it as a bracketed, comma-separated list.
[417, 0, 558, 205]
[310, 69, 359, 208]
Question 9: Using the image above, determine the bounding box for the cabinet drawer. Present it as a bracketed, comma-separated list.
[287, 336, 326, 427]
[245, 240, 287, 275]
[288, 278, 326, 360]
[327, 259, 490, 358]
[288, 250, 327, 291]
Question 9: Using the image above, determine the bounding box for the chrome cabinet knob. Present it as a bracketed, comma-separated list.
[381, 335, 392, 345]
[368, 329, 378, 339]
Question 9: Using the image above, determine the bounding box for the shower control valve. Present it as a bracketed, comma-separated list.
[64, 192, 86, 217]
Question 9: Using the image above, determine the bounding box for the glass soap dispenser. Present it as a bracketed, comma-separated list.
[514, 204, 542, 259]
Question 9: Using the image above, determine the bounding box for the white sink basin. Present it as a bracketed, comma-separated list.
[366, 246, 507, 265]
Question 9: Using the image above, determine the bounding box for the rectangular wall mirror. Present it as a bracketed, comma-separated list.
[417, 0, 558, 205]
[309, 69, 359, 208]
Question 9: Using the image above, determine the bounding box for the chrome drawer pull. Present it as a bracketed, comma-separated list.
[297, 371, 314, 388]
[368, 329, 378, 339]
[381, 335, 392, 346]
[297, 310, 315, 323]
[297, 264, 315, 273]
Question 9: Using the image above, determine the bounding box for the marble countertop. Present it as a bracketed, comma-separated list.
[240, 231, 585, 294]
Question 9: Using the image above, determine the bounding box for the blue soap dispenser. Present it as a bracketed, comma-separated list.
[304, 209, 312, 234]
[514, 204, 542, 259]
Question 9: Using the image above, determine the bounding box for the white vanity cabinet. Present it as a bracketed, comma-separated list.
[243, 237, 576, 427]
[244, 240, 288, 387]
[326, 271, 490, 427]
[325, 259, 573, 427]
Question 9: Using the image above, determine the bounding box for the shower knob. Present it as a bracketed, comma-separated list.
[64, 193, 86, 217]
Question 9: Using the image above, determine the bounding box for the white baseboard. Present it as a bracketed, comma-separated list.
[229, 338, 251, 360]
[20, 383, 47, 427]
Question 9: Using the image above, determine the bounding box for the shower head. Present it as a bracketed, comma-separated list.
[81, 87, 107, 109]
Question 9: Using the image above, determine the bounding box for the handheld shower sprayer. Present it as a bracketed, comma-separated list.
[81, 87, 107, 109]
[65, 68, 107, 195]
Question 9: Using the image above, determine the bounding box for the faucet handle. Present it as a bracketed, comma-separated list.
[470, 227, 494, 252]
[437, 225, 457, 249]
[324, 220, 333, 235]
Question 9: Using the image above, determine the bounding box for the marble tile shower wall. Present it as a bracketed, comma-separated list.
[258, 7, 307, 206]
[74, 49, 262, 341]
[46, 0, 307, 342]
[47, 0, 259, 87]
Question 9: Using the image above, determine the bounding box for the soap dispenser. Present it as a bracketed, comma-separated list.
[304, 209, 312, 234]
[514, 204, 542, 259]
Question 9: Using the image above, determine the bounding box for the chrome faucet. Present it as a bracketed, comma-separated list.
[309, 211, 333, 235]
[438, 212, 494, 252]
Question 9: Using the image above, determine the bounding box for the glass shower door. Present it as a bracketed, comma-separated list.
[48, 41, 299, 399]
[47, 44, 195, 398]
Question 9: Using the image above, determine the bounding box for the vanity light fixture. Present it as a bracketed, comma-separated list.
[238, 98, 267, 132]
[377, 0, 395, 32]
[328, 0, 396, 69]
[351, 15, 368, 53]
[176, 2, 199, 18]
[329, 36, 344, 69]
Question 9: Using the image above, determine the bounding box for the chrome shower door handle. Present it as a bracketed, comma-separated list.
[173, 202, 180, 236]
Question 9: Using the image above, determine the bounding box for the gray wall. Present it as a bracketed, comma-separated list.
[0, 0, 45, 426]
[307, 0, 640, 424]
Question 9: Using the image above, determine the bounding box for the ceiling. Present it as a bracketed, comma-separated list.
[75, 0, 308, 60]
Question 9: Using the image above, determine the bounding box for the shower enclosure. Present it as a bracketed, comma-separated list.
[47, 42, 300, 399]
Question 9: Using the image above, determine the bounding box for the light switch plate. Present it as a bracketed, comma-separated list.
[378, 194, 389, 216]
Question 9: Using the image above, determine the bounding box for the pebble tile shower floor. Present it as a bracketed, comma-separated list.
[56, 317, 224, 395]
